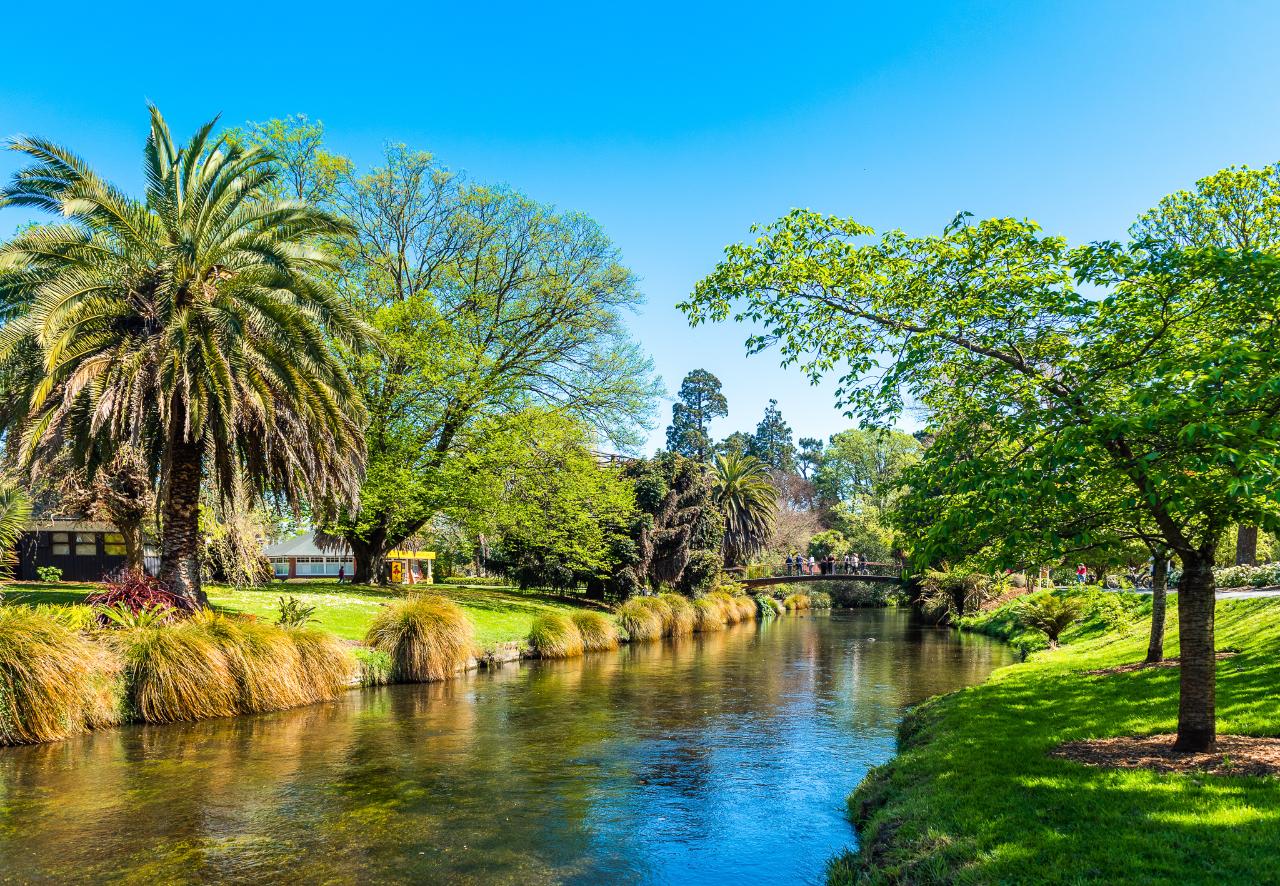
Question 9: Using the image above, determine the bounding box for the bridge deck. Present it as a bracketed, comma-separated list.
[730, 563, 905, 589]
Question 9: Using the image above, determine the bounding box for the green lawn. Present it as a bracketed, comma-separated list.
[0, 579, 597, 651]
[833, 595, 1280, 885]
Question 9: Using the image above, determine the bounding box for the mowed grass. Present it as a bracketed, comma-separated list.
[837, 596, 1280, 885]
[1, 580, 594, 651]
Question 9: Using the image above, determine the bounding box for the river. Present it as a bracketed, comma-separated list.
[0, 609, 1012, 884]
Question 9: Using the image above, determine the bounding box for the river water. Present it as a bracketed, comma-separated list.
[0, 609, 1012, 884]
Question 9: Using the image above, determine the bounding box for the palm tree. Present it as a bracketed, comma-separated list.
[0, 107, 369, 608]
[711, 452, 777, 566]
[0, 483, 31, 578]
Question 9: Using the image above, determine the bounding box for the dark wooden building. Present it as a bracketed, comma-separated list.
[16, 519, 135, 583]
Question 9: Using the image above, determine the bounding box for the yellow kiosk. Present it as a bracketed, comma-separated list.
[387, 549, 435, 585]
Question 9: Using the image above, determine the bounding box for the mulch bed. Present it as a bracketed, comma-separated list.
[1051, 734, 1280, 777]
[1084, 651, 1237, 676]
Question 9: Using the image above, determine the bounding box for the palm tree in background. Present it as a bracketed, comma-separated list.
[0, 107, 370, 607]
[711, 451, 777, 566]
[0, 483, 31, 578]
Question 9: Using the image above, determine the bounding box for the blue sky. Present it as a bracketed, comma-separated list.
[3, 1, 1279, 452]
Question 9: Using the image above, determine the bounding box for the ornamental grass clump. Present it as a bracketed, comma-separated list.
[287, 627, 355, 701]
[197, 612, 311, 712]
[528, 613, 586, 658]
[639, 596, 675, 634]
[659, 593, 696, 636]
[113, 620, 240, 723]
[783, 593, 812, 611]
[616, 598, 664, 642]
[364, 595, 475, 682]
[693, 596, 726, 632]
[0, 606, 122, 745]
[809, 590, 833, 610]
[571, 610, 620, 652]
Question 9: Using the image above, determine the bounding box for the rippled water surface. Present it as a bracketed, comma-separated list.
[0, 609, 1012, 884]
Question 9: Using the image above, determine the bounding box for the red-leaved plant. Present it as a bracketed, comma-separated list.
[87, 569, 189, 625]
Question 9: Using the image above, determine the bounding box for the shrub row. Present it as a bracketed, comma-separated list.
[0, 606, 354, 746]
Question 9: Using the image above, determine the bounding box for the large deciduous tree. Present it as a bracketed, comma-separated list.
[682, 167, 1280, 751]
[0, 108, 368, 607]
[237, 129, 661, 583]
[665, 369, 728, 461]
[814, 428, 919, 511]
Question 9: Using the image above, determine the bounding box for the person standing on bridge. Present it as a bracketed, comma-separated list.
[808, 555, 816, 574]
[785, 553, 793, 576]
[852, 552, 860, 573]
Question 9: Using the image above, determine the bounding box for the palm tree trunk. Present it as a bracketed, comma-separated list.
[158, 429, 206, 609]
[1173, 552, 1216, 752]
[1145, 554, 1168, 664]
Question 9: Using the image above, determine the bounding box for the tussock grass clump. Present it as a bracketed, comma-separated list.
[616, 598, 664, 642]
[571, 610, 620, 651]
[693, 596, 726, 632]
[114, 621, 240, 723]
[198, 613, 311, 712]
[659, 593, 696, 636]
[783, 593, 812, 611]
[364, 595, 475, 682]
[733, 595, 758, 622]
[0, 606, 122, 745]
[528, 613, 586, 658]
[287, 627, 356, 701]
[639, 596, 674, 633]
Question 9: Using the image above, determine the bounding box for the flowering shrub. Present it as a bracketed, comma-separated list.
[1213, 563, 1280, 589]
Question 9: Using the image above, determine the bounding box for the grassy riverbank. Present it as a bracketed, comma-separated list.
[0, 580, 594, 651]
[831, 594, 1280, 885]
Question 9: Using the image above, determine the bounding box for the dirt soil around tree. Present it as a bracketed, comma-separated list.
[1051, 734, 1280, 777]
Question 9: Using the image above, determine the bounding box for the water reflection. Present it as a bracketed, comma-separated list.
[0, 610, 1012, 884]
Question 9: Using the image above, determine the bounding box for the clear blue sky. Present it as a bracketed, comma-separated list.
[3, 1, 1279, 452]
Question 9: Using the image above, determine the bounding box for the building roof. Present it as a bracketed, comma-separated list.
[263, 531, 350, 558]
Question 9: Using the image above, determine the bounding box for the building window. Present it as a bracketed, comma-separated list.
[75, 532, 97, 556]
[104, 532, 126, 557]
[51, 532, 70, 556]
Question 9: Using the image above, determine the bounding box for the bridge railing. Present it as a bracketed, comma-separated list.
[726, 561, 903, 580]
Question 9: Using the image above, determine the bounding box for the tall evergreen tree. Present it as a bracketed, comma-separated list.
[665, 369, 728, 460]
[749, 399, 795, 471]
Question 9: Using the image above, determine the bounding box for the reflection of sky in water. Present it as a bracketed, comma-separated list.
[0, 610, 1012, 885]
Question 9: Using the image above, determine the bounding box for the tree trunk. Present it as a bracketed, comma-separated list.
[1145, 554, 1168, 664]
[1173, 553, 1216, 752]
[1235, 526, 1258, 566]
[349, 528, 388, 585]
[157, 429, 206, 609]
[121, 521, 145, 572]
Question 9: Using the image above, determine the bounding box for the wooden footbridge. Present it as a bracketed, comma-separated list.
[728, 562, 905, 589]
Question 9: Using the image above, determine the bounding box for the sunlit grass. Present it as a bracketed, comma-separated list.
[616, 598, 664, 641]
[570, 610, 620, 652]
[832, 596, 1280, 885]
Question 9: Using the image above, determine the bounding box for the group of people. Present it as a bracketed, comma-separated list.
[784, 552, 871, 576]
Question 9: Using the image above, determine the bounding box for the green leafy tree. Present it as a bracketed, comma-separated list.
[682, 166, 1280, 751]
[237, 123, 661, 583]
[716, 431, 754, 459]
[614, 452, 724, 595]
[797, 436, 824, 480]
[711, 451, 777, 566]
[814, 428, 919, 510]
[488, 411, 636, 590]
[665, 369, 728, 461]
[0, 108, 367, 607]
[749, 399, 795, 471]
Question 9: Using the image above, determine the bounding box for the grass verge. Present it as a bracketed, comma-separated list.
[832, 595, 1280, 885]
